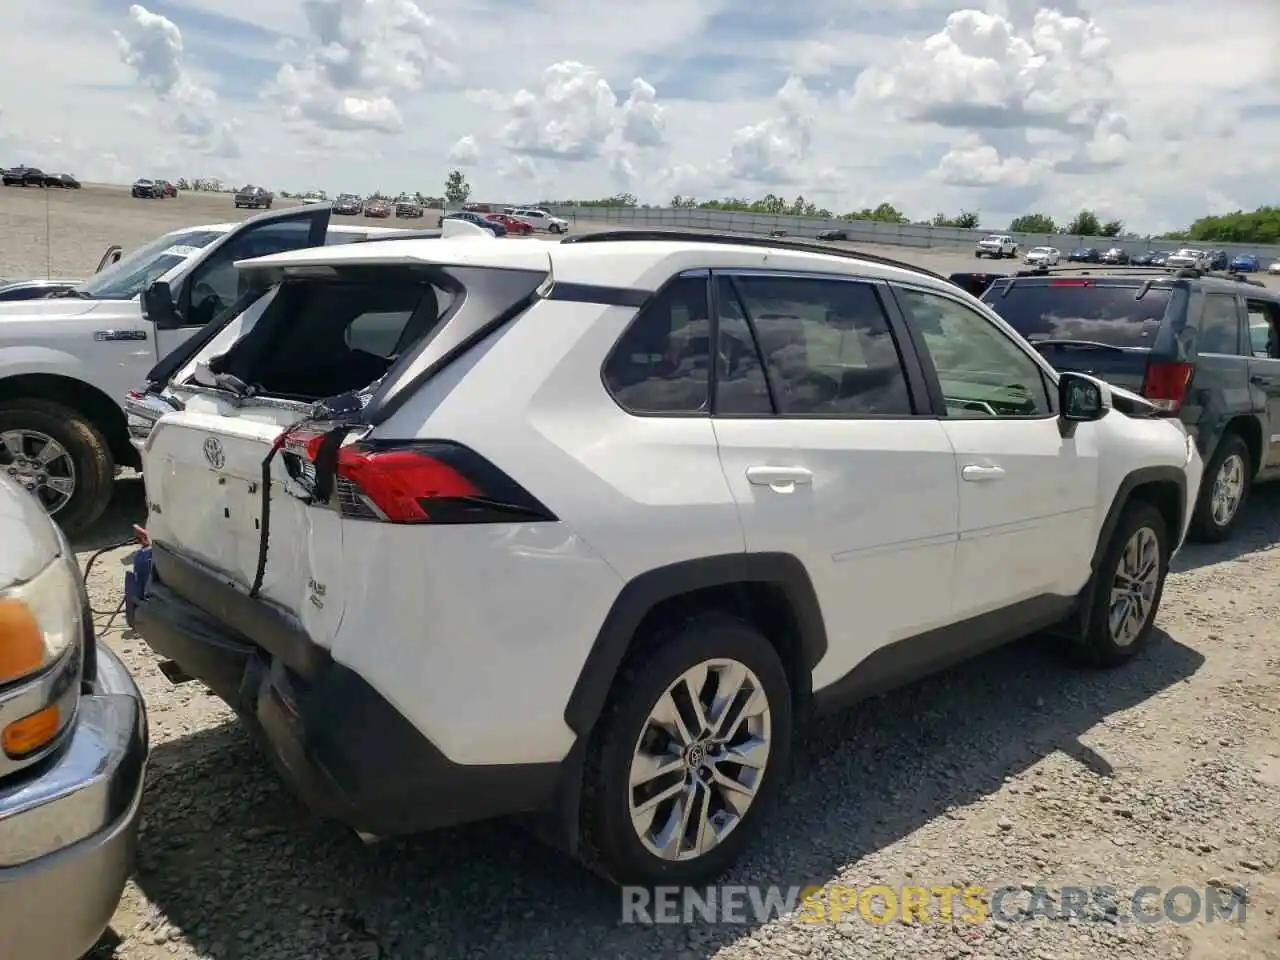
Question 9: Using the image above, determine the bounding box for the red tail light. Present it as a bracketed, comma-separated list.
[1141, 361, 1194, 413]
[282, 434, 555, 525]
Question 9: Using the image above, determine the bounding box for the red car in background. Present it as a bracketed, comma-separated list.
[363, 198, 391, 218]
[486, 213, 533, 235]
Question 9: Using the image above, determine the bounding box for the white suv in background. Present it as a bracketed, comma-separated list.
[1166, 248, 1210, 270]
[125, 228, 1202, 886]
[975, 234, 1018, 258]
[510, 207, 569, 233]
[1023, 245, 1060, 266]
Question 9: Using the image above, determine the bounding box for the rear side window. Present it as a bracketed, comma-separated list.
[726, 274, 914, 416]
[982, 283, 1172, 348]
[1197, 294, 1243, 355]
[1247, 299, 1279, 358]
[603, 275, 711, 414]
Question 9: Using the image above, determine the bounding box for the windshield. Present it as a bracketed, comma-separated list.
[982, 283, 1174, 348]
[77, 229, 224, 300]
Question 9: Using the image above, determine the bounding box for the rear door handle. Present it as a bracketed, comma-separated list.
[746, 466, 813, 492]
[961, 464, 1006, 482]
[1252, 375, 1273, 385]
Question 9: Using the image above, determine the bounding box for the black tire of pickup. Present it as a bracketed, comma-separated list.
[0, 399, 115, 537]
[1189, 432, 1252, 543]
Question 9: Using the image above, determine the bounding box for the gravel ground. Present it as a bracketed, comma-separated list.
[3, 184, 1279, 959]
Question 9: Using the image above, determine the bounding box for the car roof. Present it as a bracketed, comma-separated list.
[233, 232, 969, 296]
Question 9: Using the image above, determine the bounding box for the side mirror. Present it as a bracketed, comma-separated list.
[142, 280, 180, 328]
[1059, 372, 1111, 422]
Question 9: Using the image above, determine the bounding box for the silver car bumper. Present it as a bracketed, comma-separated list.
[0, 642, 148, 959]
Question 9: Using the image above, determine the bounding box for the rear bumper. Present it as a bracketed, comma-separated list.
[0, 643, 148, 960]
[131, 544, 562, 839]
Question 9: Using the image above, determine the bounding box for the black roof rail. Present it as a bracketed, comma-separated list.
[559, 228, 950, 283]
[1014, 265, 1183, 278]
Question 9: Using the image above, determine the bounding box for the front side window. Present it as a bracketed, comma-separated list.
[603, 275, 711, 414]
[184, 220, 317, 328]
[899, 287, 1052, 417]
[726, 274, 914, 416]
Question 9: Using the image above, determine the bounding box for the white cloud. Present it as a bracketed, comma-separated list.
[0, 0, 1275, 234]
[114, 4, 239, 157]
[489, 61, 667, 163]
[447, 135, 478, 166]
[268, 0, 457, 134]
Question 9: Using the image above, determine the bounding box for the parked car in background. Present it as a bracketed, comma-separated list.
[364, 198, 392, 218]
[1208, 250, 1229, 270]
[0, 473, 148, 959]
[510, 207, 568, 234]
[394, 196, 424, 218]
[1101, 247, 1130, 265]
[485, 213, 533, 235]
[123, 228, 1199, 887]
[297, 195, 325, 205]
[1166, 248, 1210, 271]
[333, 194, 363, 216]
[2, 166, 47, 187]
[158, 180, 177, 198]
[974, 234, 1017, 258]
[462, 202, 492, 213]
[1151, 251, 1171, 267]
[816, 228, 850, 241]
[1131, 250, 1159, 265]
[1229, 253, 1260, 273]
[1067, 247, 1101, 263]
[982, 268, 1280, 542]
[131, 178, 161, 198]
[443, 210, 505, 235]
[0, 206, 406, 532]
[234, 185, 273, 209]
[1269, 260, 1280, 275]
[44, 172, 80, 188]
[1023, 246, 1060, 266]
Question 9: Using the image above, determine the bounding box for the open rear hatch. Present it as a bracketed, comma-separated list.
[139, 241, 551, 643]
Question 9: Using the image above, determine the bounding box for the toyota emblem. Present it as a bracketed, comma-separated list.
[202, 436, 226, 470]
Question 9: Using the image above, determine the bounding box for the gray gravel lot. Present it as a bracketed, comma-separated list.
[3, 185, 1279, 960]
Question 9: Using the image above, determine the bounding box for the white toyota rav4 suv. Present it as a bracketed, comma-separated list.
[125, 227, 1202, 886]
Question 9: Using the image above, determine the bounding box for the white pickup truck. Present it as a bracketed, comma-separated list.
[0, 204, 409, 534]
[975, 234, 1018, 259]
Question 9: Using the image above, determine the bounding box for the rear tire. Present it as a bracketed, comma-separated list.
[577, 613, 792, 886]
[0, 399, 115, 537]
[1189, 432, 1251, 543]
[1070, 500, 1169, 667]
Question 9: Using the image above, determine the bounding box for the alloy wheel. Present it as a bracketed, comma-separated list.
[1108, 526, 1161, 647]
[0, 429, 77, 514]
[1210, 454, 1245, 527]
[627, 658, 771, 862]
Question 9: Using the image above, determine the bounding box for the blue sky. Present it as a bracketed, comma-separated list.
[1, 0, 1277, 233]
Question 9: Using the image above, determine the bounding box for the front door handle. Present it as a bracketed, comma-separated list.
[1251, 375, 1273, 385]
[961, 464, 1006, 482]
[746, 465, 813, 492]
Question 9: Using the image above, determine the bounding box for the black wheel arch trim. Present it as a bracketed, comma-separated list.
[563, 552, 827, 736]
[1089, 465, 1187, 573]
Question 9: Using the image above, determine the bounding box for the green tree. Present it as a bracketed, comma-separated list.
[1008, 213, 1057, 233]
[932, 211, 980, 229]
[444, 169, 471, 205]
[1063, 209, 1102, 236]
[839, 202, 908, 223]
[1099, 219, 1124, 238]
[1185, 207, 1280, 244]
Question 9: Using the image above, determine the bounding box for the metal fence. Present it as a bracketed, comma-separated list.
[530, 204, 1280, 262]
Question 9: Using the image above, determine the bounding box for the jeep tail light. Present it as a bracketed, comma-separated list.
[284, 435, 556, 524]
[1142, 361, 1193, 413]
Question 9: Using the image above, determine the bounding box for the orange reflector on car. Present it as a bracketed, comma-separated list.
[2, 704, 60, 757]
[0, 597, 45, 683]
